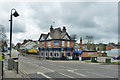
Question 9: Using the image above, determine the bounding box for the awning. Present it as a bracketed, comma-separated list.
[74, 51, 82, 54]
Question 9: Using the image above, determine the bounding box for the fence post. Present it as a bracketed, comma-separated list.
[1, 60, 3, 80]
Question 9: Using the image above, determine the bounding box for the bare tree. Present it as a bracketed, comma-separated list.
[0, 24, 8, 51]
[70, 34, 77, 40]
[85, 35, 95, 51]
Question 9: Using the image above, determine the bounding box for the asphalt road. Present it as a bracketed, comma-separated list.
[18, 55, 118, 79]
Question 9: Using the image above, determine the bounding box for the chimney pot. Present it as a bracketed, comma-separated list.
[50, 25, 53, 32]
[63, 26, 66, 32]
[80, 37, 82, 50]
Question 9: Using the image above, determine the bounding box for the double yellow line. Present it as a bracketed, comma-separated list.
[19, 67, 32, 80]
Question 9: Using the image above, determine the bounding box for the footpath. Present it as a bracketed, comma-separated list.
[2, 53, 29, 80]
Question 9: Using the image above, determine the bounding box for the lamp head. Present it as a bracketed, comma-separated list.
[13, 11, 19, 17]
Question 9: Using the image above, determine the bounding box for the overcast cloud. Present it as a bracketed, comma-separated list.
[0, 2, 118, 45]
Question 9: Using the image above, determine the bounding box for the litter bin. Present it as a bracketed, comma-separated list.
[105, 58, 111, 63]
[91, 57, 97, 62]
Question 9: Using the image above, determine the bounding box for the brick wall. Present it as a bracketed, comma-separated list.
[39, 41, 75, 48]
[106, 45, 114, 50]
[82, 52, 97, 57]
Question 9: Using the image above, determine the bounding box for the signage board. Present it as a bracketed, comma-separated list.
[0, 55, 3, 61]
[54, 42, 59, 46]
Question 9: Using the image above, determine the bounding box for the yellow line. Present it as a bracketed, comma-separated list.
[19, 67, 32, 80]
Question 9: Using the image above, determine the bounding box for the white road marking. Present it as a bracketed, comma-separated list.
[86, 71, 112, 78]
[40, 66, 55, 72]
[68, 70, 88, 77]
[37, 72, 51, 78]
[59, 72, 74, 78]
[59, 65, 71, 68]
[46, 63, 71, 69]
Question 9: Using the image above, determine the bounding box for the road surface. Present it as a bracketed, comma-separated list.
[19, 55, 118, 79]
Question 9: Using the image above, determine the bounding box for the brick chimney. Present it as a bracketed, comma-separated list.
[50, 25, 53, 32]
[62, 26, 66, 32]
[80, 37, 82, 50]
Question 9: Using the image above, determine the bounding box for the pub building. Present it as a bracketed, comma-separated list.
[38, 26, 75, 60]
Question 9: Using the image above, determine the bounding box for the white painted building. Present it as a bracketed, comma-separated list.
[20, 41, 38, 50]
[106, 49, 120, 58]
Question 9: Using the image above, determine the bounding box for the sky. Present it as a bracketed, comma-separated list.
[0, 0, 118, 45]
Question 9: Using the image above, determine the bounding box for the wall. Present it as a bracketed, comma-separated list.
[106, 45, 114, 50]
[39, 40, 75, 48]
[82, 51, 97, 57]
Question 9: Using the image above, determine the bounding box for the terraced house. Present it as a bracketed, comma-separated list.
[38, 26, 75, 60]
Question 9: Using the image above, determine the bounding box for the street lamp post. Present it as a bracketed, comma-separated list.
[9, 8, 19, 57]
[8, 8, 19, 70]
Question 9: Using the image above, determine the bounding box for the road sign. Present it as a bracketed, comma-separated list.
[0, 55, 3, 61]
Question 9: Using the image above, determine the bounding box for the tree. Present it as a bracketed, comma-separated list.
[0, 25, 8, 51]
[70, 34, 77, 40]
[85, 35, 95, 51]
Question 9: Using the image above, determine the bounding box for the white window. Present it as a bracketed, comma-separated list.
[42, 42, 44, 47]
[67, 41, 70, 47]
[62, 41, 65, 46]
[48, 41, 51, 46]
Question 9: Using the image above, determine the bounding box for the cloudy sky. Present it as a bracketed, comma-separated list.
[0, 0, 118, 45]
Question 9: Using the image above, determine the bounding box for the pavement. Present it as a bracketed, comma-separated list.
[2, 51, 29, 80]
[97, 57, 120, 62]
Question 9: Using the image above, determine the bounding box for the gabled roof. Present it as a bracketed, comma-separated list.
[38, 34, 47, 41]
[62, 33, 71, 40]
[39, 27, 72, 41]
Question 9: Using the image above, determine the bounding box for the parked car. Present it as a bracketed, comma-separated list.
[113, 55, 120, 60]
[116, 55, 120, 60]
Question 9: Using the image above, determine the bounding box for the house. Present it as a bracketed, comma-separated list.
[106, 49, 120, 58]
[20, 40, 38, 49]
[106, 44, 115, 50]
[38, 26, 75, 60]
[19, 40, 38, 54]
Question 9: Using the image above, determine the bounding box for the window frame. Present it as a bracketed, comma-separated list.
[42, 42, 44, 47]
[62, 41, 65, 46]
[48, 41, 51, 47]
[67, 41, 70, 47]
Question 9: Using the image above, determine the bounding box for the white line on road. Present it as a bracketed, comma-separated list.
[40, 66, 55, 72]
[37, 72, 51, 78]
[47, 63, 71, 69]
[59, 72, 74, 78]
[86, 71, 112, 78]
[59, 65, 71, 69]
[68, 70, 88, 77]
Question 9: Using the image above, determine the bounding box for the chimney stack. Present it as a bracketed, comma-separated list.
[80, 37, 82, 51]
[63, 26, 66, 32]
[50, 25, 53, 32]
